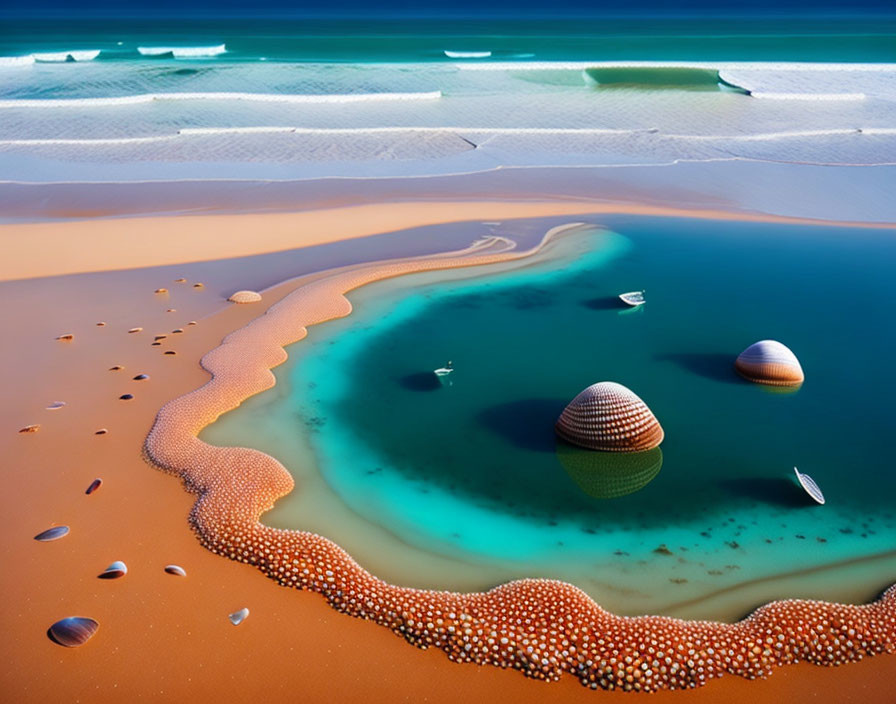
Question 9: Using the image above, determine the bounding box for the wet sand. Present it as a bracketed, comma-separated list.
[1, 203, 894, 701]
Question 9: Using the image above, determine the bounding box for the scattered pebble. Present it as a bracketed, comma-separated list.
[166, 309, 176, 313]
[128, 327, 143, 334]
[119, 394, 134, 401]
[187, 321, 197, 326]
[192, 283, 204, 289]
[164, 351, 177, 356]
[174, 278, 187, 283]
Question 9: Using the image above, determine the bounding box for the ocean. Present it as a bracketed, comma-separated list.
[1, 17, 895, 183]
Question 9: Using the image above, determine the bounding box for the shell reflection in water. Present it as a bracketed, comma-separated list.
[48, 617, 99, 647]
[555, 382, 664, 452]
[557, 443, 663, 499]
[735, 340, 804, 387]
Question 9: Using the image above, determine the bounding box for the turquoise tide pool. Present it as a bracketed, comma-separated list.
[203, 217, 896, 620]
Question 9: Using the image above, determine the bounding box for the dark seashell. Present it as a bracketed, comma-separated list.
[127, 327, 143, 334]
[154, 288, 168, 294]
[95, 428, 108, 435]
[133, 374, 149, 381]
[99, 560, 127, 579]
[187, 321, 197, 326]
[166, 308, 176, 313]
[174, 277, 187, 283]
[96, 322, 106, 326]
[56, 333, 74, 341]
[229, 607, 249, 625]
[154, 335, 167, 341]
[164, 351, 177, 355]
[119, 394, 134, 400]
[192, 282, 204, 288]
[48, 617, 99, 647]
[85, 478, 102, 495]
[109, 365, 123, 371]
[172, 328, 184, 334]
[151, 342, 161, 346]
[19, 424, 40, 433]
[35, 525, 69, 541]
[164, 564, 187, 577]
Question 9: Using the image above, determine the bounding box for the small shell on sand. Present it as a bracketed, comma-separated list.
[119, 393, 134, 401]
[229, 608, 249, 626]
[164, 351, 177, 356]
[95, 428, 108, 435]
[98, 561, 127, 579]
[154, 335, 167, 341]
[128, 327, 143, 334]
[166, 308, 176, 313]
[154, 288, 168, 294]
[55, 333, 73, 341]
[46, 401, 66, 410]
[109, 365, 123, 371]
[174, 278, 187, 283]
[172, 328, 184, 334]
[85, 478, 102, 494]
[96, 322, 106, 327]
[151, 342, 161, 346]
[48, 617, 98, 647]
[133, 374, 149, 381]
[19, 424, 40, 433]
[192, 283, 204, 289]
[228, 290, 262, 304]
[164, 564, 187, 577]
[187, 321, 197, 326]
[35, 525, 69, 541]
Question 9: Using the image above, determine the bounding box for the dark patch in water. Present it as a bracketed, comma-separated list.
[718, 477, 809, 508]
[398, 371, 442, 392]
[655, 352, 746, 385]
[581, 295, 626, 310]
[172, 68, 200, 76]
[477, 398, 568, 453]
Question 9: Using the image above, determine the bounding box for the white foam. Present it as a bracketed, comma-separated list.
[0, 91, 443, 108]
[137, 44, 227, 58]
[750, 92, 867, 101]
[0, 55, 36, 67]
[33, 50, 101, 62]
[444, 50, 492, 59]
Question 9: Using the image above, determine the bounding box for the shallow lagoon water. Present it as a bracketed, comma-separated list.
[204, 217, 896, 619]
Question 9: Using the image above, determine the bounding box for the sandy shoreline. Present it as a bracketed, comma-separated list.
[2, 202, 894, 701]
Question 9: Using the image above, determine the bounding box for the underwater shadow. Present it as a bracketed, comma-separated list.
[397, 371, 443, 392]
[582, 295, 626, 311]
[656, 352, 746, 385]
[718, 477, 810, 509]
[477, 398, 568, 453]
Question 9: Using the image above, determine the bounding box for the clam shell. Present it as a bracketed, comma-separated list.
[558, 445, 663, 499]
[172, 328, 184, 334]
[95, 428, 108, 435]
[229, 607, 249, 625]
[133, 374, 149, 381]
[192, 282, 204, 289]
[85, 478, 102, 494]
[555, 382, 664, 452]
[35, 525, 69, 541]
[55, 333, 73, 341]
[228, 290, 262, 304]
[109, 365, 123, 371]
[127, 327, 143, 334]
[174, 278, 187, 283]
[46, 401, 66, 410]
[99, 560, 127, 579]
[119, 394, 134, 400]
[164, 351, 177, 356]
[19, 424, 40, 433]
[164, 564, 187, 577]
[794, 467, 825, 505]
[735, 340, 804, 387]
[96, 322, 106, 327]
[48, 617, 99, 647]
[154, 288, 168, 294]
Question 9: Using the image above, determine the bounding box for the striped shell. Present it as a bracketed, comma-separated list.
[735, 340, 804, 387]
[48, 617, 99, 647]
[555, 382, 664, 452]
[228, 290, 262, 304]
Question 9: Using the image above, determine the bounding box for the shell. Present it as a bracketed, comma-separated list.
[128, 327, 143, 334]
[109, 365, 123, 371]
[172, 328, 184, 334]
[228, 290, 262, 304]
[735, 340, 804, 387]
[164, 351, 177, 356]
[96, 322, 106, 327]
[55, 333, 74, 341]
[187, 321, 197, 326]
[46, 401, 66, 410]
[133, 374, 149, 381]
[174, 278, 187, 283]
[48, 617, 99, 647]
[19, 424, 40, 434]
[35, 525, 69, 541]
[558, 444, 663, 499]
[229, 607, 249, 625]
[794, 467, 825, 505]
[154, 288, 168, 294]
[166, 308, 177, 313]
[99, 560, 127, 579]
[95, 428, 108, 435]
[164, 564, 187, 577]
[555, 382, 664, 452]
[85, 478, 103, 494]
[119, 394, 134, 400]
[193, 283, 204, 289]
[154, 335, 167, 341]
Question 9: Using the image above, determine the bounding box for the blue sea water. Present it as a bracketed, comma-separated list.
[205, 217, 896, 619]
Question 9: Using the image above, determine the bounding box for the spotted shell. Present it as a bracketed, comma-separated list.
[735, 340, 804, 387]
[48, 617, 98, 647]
[555, 382, 664, 452]
[228, 290, 262, 304]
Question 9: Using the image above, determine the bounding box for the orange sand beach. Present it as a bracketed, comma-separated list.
[1, 202, 895, 702]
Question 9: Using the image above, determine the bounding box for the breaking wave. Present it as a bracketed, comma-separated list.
[137, 44, 227, 58]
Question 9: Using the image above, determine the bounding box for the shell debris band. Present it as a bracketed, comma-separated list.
[555, 382, 664, 452]
[143, 226, 896, 691]
[735, 340, 804, 387]
[228, 290, 263, 304]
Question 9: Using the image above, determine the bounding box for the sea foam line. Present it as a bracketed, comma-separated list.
[455, 60, 896, 72]
[137, 44, 227, 57]
[0, 91, 443, 109]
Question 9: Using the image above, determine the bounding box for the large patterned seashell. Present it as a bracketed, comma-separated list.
[228, 290, 262, 304]
[735, 340, 804, 387]
[555, 382, 664, 452]
[35, 525, 69, 541]
[48, 617, 99, 647]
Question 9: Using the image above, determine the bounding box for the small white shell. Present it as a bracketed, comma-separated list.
[228, 290, 262, 304]
[229, 607, 249, 626]
[99, 561, 127, 579]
